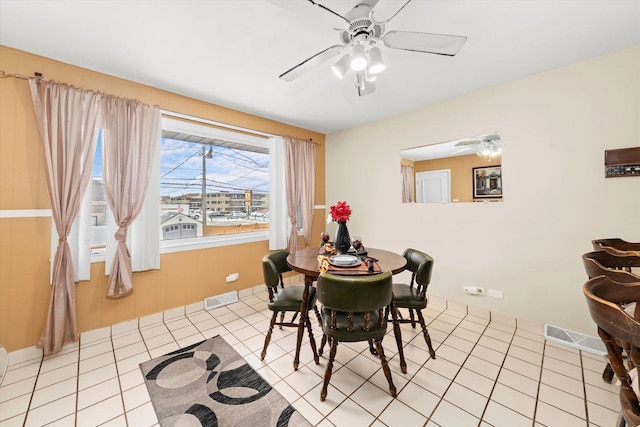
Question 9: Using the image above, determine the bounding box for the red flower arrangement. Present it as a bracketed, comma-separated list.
[329, 201, 351, 223]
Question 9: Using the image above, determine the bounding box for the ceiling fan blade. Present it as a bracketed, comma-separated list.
[383, 31, 467, 56]
[279, 45, 344, 82]
[451, 146, 475, 155]
[307, 0, 349, 24]
[454, 140, 480, 147]
[266, 0, 348, 25]
[370, 0, 412, 25]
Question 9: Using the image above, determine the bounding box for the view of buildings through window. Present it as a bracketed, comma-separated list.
[91, 117, 270, 247]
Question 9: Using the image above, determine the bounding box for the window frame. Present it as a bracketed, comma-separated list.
[91, 111, 278, 263]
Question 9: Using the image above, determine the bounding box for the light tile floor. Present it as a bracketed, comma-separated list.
[0, 281, 620, 427]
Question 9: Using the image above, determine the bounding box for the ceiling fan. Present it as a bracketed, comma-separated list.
[275, 0, 468, 96]
[454, 132, 502, 158]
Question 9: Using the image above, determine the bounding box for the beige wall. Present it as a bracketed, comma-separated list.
[0, 46, 326, 352]
[327, 46, 640, 335]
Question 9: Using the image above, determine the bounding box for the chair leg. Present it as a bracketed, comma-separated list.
[602, 363, 614, 384]
[261, 312, 278, 360]
[409, 308, 416, 328]
[374, 338, 397, 397]
[417, 310, 436, 359]
[279, 311, 285, 329]
[390, 303, 407, 374]
[321, 340, 338, 402]
[305, 313, 319, 365]
[319, 334, 328, 357]
[313, 304, 322, 327]
[368, 339, 378, 355]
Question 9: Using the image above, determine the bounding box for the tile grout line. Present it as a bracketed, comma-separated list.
[476, 319, 521, 425]
[21, 352, 44, 427]
[422, 308, 489, 424]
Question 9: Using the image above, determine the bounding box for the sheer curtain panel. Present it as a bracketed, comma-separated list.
[29, 79, 103, 355]
[283, 136, 316, 253]
[102, 96, 160, 298]
[269, 137, 288, 250]
[401, 164, 415, 203]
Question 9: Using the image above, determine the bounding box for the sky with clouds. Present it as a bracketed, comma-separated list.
[93, 136, 269, 198]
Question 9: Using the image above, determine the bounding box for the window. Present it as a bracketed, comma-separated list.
[160, 117, 270, 241]
[91, 132, 107, 249]
[90, 113, 282, 259]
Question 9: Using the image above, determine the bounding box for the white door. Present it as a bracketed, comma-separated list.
[416, 170, 451, 203]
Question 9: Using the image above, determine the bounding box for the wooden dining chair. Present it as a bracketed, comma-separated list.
[592, 238, 640, 260]
[583, 275, 640, 426]
[389, 248, 437, 359]
[583, 250, 640, 283]
[260, 249, 319, 365]
[582, 250, 640, 383]
[316, 271, 397, 402]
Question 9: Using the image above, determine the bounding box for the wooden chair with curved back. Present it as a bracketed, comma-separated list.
[584, 275, 640, 427]
[592, 239, 640, 264]
[583, 250, 640, 283]
[260, 249, 320, 366]
[316, 271, 397, 402]
[582, 250, 640, 383]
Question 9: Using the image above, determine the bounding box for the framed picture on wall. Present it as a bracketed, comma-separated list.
[473, 165, 503, 199]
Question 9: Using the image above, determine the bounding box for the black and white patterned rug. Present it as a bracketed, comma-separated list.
[140, 335, 311, 427]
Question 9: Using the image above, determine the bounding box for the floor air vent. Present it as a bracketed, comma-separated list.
[204, 291, 238, 311]
[544, 324, 606, 356]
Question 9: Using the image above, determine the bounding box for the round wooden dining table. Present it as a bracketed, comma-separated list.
[286, 247, 407, 370]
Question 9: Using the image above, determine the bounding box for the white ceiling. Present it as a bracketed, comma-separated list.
[1, 0, 638, 135]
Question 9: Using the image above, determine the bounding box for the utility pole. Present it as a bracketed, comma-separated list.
[202, 145, 213, 228]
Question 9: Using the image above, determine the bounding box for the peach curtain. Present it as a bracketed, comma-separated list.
[401, 164, 415, 203]
[102, 96, 160, 298]
[29, 79, 103, 355]
[283, 136, 316, 253]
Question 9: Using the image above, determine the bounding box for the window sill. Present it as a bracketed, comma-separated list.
[160, 230, 268, 254]
[90, 231, 269, 263]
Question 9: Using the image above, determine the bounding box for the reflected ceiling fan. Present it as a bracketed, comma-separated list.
[275, 0, 467, 96]
[454, 132, 502, 158]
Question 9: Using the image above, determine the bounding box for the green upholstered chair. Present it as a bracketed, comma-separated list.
[391, 248, 437, 359]
[584, 276, 640, 427]
[316, 271, 397, 402]
[260, 249, 319, 365]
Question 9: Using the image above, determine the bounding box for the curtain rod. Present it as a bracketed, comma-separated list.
[0, 70, 42, 80]
[0, 70, 321, 145]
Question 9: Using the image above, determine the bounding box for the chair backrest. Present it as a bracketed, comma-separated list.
[592, 238, 640, 256]
[317, 271, 393, 313]
[262, 249, 291, 289]
[582, 251, 640, 283]
[583, 276, 640, 425]
[402, 248, 434, 290]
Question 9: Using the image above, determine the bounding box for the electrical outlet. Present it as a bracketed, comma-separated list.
[225, 273, 239, 283]
[464, 286, 484, 295]
[488, 289, 504, 299]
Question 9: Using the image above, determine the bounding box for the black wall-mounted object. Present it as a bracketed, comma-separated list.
[605, 147, 640, 178]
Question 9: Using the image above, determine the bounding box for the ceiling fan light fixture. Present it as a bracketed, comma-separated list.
[350, 43, 367, 71]
[356, 71, 376, 96]
[331, 54, 352, 79]
[367, 47, 385, 74]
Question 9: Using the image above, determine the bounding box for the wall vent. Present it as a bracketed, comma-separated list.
[204, 291, 238, 311]
[544, 324, 606, 356]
